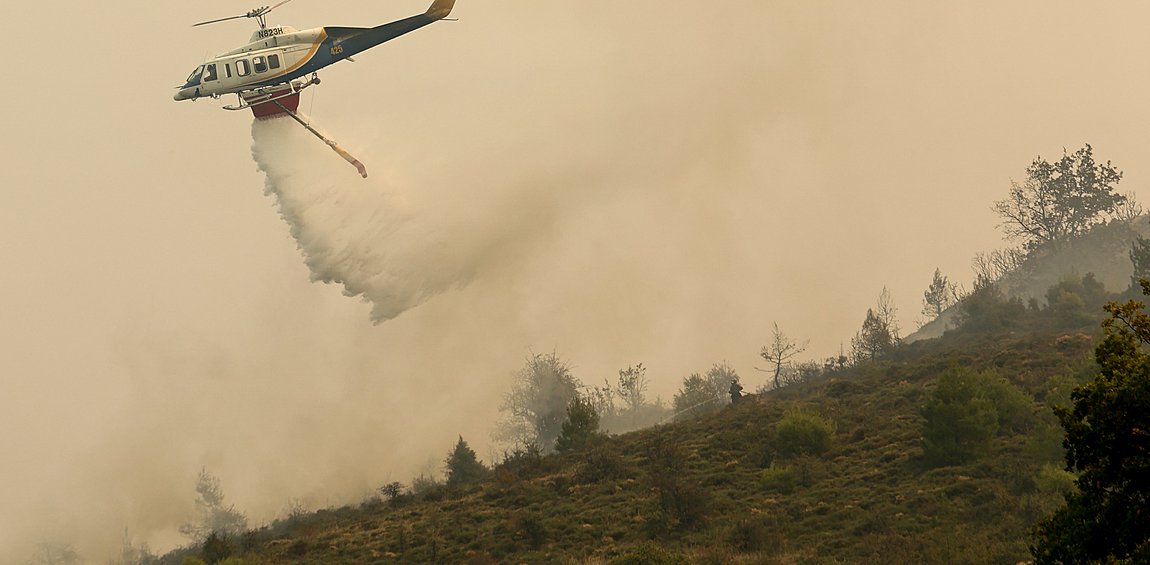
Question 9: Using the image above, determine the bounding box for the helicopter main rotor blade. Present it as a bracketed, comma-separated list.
[264, 0, 295, 16]
[193, 14, 248, 27]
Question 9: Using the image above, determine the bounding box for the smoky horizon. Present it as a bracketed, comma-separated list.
[3, 0, 1150, 560]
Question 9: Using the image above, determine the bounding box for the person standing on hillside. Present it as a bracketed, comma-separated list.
[729, 379, 744, 404]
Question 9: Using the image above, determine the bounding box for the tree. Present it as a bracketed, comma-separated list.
[555, 394, 603, 453]
[494, 352, 581, 453]
[757, 323, 808, 390]
[921, 268, 959, 321]
[1030, 281, 1150, 563]
[673, 373, 716, 419]
[1115, 191, 1144, 223]
[993, 144, 1126, 251]
[178, 469, 248, 544]
[615, 364, 649, 418]
[672, 363, 738, 419]
[851, 308, 894, 363]
[1044, 272, 1109, 326]
[920, 366, 1001, 466]
[444, 436, 487, 488]
[1130, 233, 1150, 289]
[972, 247, 1026, 287]
[875, 286, 901, 345]
[379, 482, 405, 505]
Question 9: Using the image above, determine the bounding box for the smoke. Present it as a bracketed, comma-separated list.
[251, 116, 552, 321]
[17, 1, 1137, 562]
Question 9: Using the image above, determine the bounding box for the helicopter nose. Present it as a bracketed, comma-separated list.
[174, 89, 190, 101]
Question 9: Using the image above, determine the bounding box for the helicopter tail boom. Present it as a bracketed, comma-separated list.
[326, 0, 453, 62]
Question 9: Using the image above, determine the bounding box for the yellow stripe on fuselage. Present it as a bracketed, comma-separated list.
[271, 29, 328, 81]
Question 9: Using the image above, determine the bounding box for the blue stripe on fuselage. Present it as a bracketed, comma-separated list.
[247, 14, 436, 90]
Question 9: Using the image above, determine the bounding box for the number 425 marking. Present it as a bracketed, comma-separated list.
[330, 45, 345, 56]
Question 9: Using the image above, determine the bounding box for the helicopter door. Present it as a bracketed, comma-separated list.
[201, 63, 220, 91]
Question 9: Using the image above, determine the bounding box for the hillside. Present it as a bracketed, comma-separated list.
[912, 216, 1150, 343]
[158, 296, 1109, 564]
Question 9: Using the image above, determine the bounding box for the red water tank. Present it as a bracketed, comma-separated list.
[243, 87, 301, 120]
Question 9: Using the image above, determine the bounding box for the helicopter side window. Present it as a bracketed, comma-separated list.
[268, 54, 281, 70]
[203, 64, 218, 82]
[253, 56, 268, 73]
[224, 63, 233, 79]
[236, 59, 251, 77]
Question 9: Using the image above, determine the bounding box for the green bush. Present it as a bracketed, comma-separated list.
[201, 533, 232, 564]
[555, 395, 604, 453]
[774, 409, 836, 459]
[760, 464, 798, 494]
[979, 371, 1036, 434]
[574, 448, 627, 484]
[921, 366, 999, 466]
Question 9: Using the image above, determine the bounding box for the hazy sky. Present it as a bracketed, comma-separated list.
[3, 0, 1150, 560]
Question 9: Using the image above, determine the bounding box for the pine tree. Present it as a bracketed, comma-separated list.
[851, 308, 893, 363]
[444, 436, 487, 488]
[922, 268, 957, 321]
[555, 395, 603, 453]
[1130, 234, 1150, 289]
[178, 469, 247, 544]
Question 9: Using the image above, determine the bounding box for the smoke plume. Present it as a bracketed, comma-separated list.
[251, 116, 543, 321]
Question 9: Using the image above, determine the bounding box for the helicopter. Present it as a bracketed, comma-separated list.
[174, 0, 455, 114]
[175, 0, 456, 177]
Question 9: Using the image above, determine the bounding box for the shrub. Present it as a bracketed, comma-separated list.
[728, 516, 782, 553]
[513, 512, 547, 550]
[774, 409, 836, 459]
[574, 448, 627, 484]
[201, 533, 232, 564]
[978, 371, 1036, 434]
[644, 437, 710, 533]
[555, 395, 604, 453]
[760, 464, 798, 494]
[921, 366, 999, 466]
[496, 441, 543, 476]
[411, 473, 445, 501]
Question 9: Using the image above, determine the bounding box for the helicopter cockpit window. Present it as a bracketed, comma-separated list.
[185, 66, 204, 85]
[268, 54, 281, 70]
[253, 56, 268, 73]
[237, 60, 251, 77]
[203, 64, 218, 82]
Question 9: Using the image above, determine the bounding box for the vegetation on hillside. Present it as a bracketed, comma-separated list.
[141, 271, 1123, 564]
[64, 145, 1150, 564]
[1030, 282, 1150, 563]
